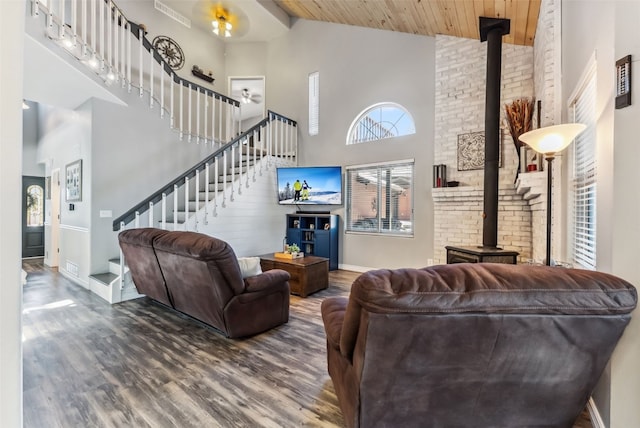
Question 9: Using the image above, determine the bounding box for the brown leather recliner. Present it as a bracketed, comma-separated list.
[119, 228, 290, 338]
[321, 263, 637, 428]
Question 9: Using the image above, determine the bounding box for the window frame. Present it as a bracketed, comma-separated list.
[567, 56, 597, 270]
[345, 159, 414, 237]
[346, 102, 416, 145]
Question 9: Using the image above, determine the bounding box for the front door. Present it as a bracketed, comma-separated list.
[22, 176, 45, 258]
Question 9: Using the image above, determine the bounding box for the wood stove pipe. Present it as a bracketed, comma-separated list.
[479, 17, 510, 249]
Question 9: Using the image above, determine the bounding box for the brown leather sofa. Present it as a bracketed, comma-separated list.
[119, 228, 290, 338]
[321, 263, 637, 428]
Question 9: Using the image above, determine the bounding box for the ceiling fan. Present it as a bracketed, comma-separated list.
[240, 88, 262, 104]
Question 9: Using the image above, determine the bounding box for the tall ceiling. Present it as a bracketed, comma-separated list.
[273, 0, 541, 46]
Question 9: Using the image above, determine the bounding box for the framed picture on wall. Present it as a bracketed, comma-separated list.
[65, 159, 82, 202]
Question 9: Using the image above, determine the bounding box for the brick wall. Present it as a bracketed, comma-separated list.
[432, 35, 535, 264]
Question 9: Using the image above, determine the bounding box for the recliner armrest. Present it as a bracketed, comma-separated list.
[244, 269, 291, 293]
[321, 297, 348, 351]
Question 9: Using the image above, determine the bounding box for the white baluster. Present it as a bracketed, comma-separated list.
[222, 152, 227, 208]
[252, 129, 257, 182]
[119, 221, 125, 289]
[121, 15, 126, 86]
[238, 142, 243, 194]
[188, 84, 192, 142]
[148, 201, 154, 227]
[113, 9, 118, 79]
[213, 159, 219, 217]
[99, 0, 104, 71]
[204, 94, 208, 145]
[173, 184, 179, 230]
[161, 193, 167, 230]
[106, 0, 111, 72]
[194, 170, 200, 229]
[126, 22, 131, 92]
[91, 0, 96, 54]
[218, 98, 222, 146]
[184, 176, 190, 229]
[259, 124, 264, 175]
[149, 48, 154, 108]
[170, 76, 174, 128]
[230, 145, 235, 201]
[179, 81, 184, 140]
[138, 27, 143, 97]
[204, 163, 209, 224]
[31, 0, 39, 17]
[294, 122, 298, 161]
[211, 94, 216, 145]
[134, 211, 140, 228]
[80, 0, 86, 55]
[196, 88, 200, 143]
[59, 0, 65, 39]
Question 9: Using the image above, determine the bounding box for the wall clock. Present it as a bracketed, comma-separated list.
[152, 35, 185, 70]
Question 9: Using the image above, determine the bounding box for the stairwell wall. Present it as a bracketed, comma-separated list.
[90, 92, 214, 274]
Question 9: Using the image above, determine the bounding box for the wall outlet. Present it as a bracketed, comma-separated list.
[100, 210, 113, 218]
[427, 258, 434, 266]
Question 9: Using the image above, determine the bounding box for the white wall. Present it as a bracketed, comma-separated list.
[264, 19, 436, 269]
[610, 4, 640, 428]
[117, 0, 226, 94]
[0, 1, 25, 426]
[22, 102, 45, 177]
[562, 1, 640, 426]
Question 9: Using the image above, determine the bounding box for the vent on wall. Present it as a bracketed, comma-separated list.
[154, 0, 192, 28]
[66, 260, 79, 277]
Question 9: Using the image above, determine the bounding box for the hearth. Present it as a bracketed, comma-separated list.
[446, 246, 518, 264]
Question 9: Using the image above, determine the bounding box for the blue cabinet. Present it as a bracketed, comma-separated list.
[286, 214, 339, 270]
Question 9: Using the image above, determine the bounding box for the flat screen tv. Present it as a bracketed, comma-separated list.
[276, 166, 342, 205]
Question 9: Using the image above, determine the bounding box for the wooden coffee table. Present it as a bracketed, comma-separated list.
[259, 254, 329, 297]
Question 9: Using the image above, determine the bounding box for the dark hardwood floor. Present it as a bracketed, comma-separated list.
[22, 259, 593, 427]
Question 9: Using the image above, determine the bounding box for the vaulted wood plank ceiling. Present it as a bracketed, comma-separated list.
[274, 0, 541, 46]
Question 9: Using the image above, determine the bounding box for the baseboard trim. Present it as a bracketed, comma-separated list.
[338, 263, 375, 273]
[587, 397, 605, 428]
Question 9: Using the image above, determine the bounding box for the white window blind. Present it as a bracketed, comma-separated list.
[308, 71, 319, 136]
[345, 160, 414, 235]
[570, 70, 597, 269]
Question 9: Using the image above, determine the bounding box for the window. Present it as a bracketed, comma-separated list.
[346, 160, 414, 235]
[347, 103, 415, 145]
[308, 71, 319, 136]
[26, 184, 44, 227]
[569, 63, 597, 269]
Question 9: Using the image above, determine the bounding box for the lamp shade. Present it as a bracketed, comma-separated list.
[519, 123, 587, 155]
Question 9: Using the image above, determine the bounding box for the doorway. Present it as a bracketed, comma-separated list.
[22, 176, 45, 258]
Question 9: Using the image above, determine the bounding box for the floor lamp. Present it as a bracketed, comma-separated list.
[519, 124, 587, 266]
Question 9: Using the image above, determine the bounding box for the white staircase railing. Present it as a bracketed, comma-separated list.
[30, 0, 241, 144]
[112, 111, 297, 233]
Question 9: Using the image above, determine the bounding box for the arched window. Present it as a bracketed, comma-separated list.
[347, 103, 415, 145]
[26, 184, 44, 227]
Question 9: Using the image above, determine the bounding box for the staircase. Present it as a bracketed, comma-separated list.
[28, 0, 298, 303]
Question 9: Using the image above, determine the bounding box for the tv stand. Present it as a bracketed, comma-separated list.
[286, 213, 339, 270]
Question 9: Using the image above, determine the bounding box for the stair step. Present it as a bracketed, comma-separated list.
[90, 272, 118, 286]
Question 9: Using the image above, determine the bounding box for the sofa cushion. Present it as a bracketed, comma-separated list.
[237, 257, 262, 279]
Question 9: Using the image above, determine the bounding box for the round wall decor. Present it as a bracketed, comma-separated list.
[152, 35, 185, 70]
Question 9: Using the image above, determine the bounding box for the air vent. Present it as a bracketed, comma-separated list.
[154, 0, 191, 28]
[65, 260, 79, 277]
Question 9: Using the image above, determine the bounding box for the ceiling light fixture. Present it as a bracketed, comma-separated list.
[212, 7, 233, 38]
